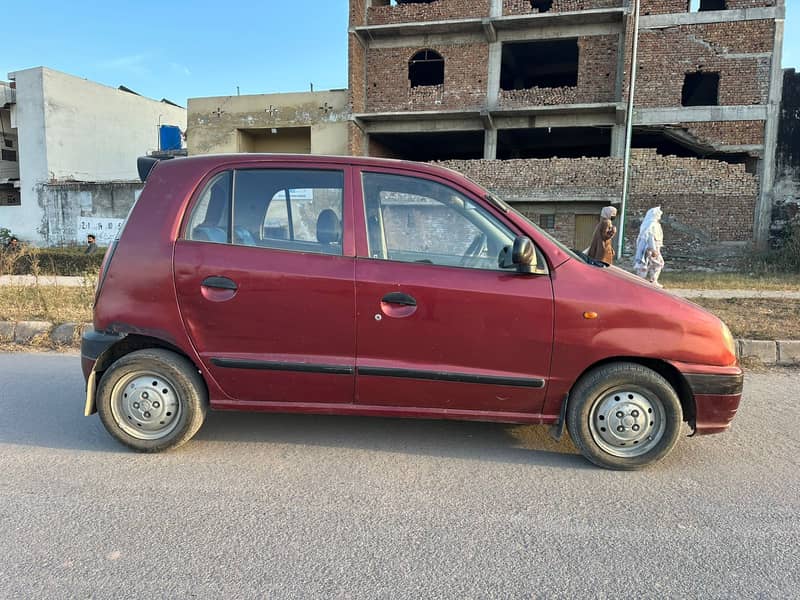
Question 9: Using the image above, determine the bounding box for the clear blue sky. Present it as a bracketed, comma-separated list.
[1, 1, 798, 106]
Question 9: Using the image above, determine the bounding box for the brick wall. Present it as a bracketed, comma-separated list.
[366, 44, 488, 112]
[350, 0, 368, 27]
[633, 21, 773, 108]
[349, 0, 368, 116]
[349, 122, 365, 157]
[503, 0, 623, 15]
[367, 0, 490, 25]
[682, 120, 765, 147]
[498, 35, 618, 107]
[435, 149, 757, 253]
[640, 0, 776, 15]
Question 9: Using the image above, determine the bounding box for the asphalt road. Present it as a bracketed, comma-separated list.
[0, 353, 798, 599]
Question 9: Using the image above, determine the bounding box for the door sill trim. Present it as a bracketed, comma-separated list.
[210, 399, 555, 425]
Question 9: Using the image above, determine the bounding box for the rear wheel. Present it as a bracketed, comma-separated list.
[567, 362, 683, 470]
[97, 349, 208, 452]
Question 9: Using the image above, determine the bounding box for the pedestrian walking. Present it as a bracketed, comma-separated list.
[634, 206, 665, 288]
[587, 205, 617, 264]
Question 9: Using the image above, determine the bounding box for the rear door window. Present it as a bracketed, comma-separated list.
[187, 169, 345, 255]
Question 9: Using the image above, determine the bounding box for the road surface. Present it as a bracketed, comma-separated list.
[0, 353, 798, 598]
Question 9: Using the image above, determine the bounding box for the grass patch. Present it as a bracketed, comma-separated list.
[660, 272, 800, 291]
[0, 283, 94, 323]
[692, 298, 800, 340]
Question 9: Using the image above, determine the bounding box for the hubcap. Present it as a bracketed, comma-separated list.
[589, 389, 666, 458]
[110, 372, 181, 440]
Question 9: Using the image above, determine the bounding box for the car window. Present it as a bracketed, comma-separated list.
[186, 172, 232, 244]
[362, 172, 517, 271]
[187, 169, 344, 256]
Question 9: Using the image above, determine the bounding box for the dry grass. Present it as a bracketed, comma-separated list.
[660, 272, 800, 291]
[692, 298, 800, 340]
[0, 283, 95, 323]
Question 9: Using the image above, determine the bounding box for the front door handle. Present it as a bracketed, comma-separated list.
[202, 276, 238, 291]
[381, 292, 417, 307]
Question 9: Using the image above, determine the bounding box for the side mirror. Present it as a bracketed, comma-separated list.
[499, 236, 536, 274]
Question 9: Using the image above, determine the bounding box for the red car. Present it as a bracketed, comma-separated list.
[81, 154, 742, 470]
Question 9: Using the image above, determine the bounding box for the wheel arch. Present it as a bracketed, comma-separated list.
[568, 357, 695, 428]
[87, 334, 206, 415]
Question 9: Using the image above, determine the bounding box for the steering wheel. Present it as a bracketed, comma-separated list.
[460, 233, 487, 267]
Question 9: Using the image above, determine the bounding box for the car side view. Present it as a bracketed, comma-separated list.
[81, 154, 743, 470]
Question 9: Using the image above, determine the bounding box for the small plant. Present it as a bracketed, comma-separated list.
[0, 227, 13, 246]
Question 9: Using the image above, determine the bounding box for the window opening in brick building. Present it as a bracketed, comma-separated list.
[690, 0, 726, 11]
[501, 40, 579, 90]
[632, 127, 750, 166]
[539, 214, 556, 229]
[497, 127, 610, 159]
[682, 72, 720, 106]
[369, 131, 484, 162]
[409, 50, 445, 88]
[530, 0, 553, 12]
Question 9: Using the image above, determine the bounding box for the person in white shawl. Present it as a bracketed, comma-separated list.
[634, 206, 665, 287]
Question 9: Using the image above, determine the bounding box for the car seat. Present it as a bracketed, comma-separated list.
[192, 183, 229, 243]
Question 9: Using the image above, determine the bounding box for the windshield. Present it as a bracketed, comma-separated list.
[487, 193, 584, 262]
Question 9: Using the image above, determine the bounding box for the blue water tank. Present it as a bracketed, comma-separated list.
[159, 125, 182, 151]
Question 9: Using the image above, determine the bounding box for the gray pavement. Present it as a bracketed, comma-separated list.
[0, 353, 798, 598]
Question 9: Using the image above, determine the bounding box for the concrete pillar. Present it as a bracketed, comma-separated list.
[754, 14, 785, 250]
[486, 42, 502, 110]
[484, 128, 498, 160]
[611, 124, 626, 158]
[490, 0, 502, 17]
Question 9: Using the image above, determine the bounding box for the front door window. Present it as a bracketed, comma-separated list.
[362, 172, 516, 271]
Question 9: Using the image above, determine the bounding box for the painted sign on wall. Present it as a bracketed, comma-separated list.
[77, 217, 125, 244]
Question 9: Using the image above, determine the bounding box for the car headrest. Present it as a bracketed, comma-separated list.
[316, 209, 342, 245]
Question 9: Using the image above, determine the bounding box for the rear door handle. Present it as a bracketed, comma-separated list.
[202, 276, 238, 291]
[381, 292, 417, 307]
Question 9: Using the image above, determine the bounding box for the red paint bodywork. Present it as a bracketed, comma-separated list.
[86, 154, 742, 435]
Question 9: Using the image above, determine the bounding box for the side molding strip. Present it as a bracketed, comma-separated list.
[358, 366, 545, 388]
[211, 358, 354, 375]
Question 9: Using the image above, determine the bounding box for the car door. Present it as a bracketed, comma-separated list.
[173, 164, 356, 405]
[353, 168, 554, 415]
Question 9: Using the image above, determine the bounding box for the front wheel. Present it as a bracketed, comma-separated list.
[567, 362, 683, 470]
[96, 349, 208, 452]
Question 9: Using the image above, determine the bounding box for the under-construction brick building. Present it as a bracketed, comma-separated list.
[348, 0, 785, 259]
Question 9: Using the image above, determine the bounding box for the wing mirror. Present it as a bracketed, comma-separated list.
[499, 236, 536, 274]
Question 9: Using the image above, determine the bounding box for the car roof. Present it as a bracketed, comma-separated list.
[158, 153, 470, 183]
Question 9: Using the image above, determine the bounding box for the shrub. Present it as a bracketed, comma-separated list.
[1, 246, 105, 276]
[746, 217, 800, 274]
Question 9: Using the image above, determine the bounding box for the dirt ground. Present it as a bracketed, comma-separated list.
[691, 298, 800, 340]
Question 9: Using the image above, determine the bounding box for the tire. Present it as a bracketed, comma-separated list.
[566, 362, 683, 470]
[96, 349, 208, 452]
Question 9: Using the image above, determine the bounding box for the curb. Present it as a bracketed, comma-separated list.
[0, 321, 92, 347]
[0, 320, 798, 367]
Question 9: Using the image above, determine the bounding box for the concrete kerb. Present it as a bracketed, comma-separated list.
[0, 320, 798, 367]
[0, 321, 91, 347]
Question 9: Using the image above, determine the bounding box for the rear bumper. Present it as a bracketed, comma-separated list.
[683, 370, 744, 435]
[80, 329, 125, 380]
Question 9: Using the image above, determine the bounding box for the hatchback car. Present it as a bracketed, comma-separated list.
[81, 154, 743, 470]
